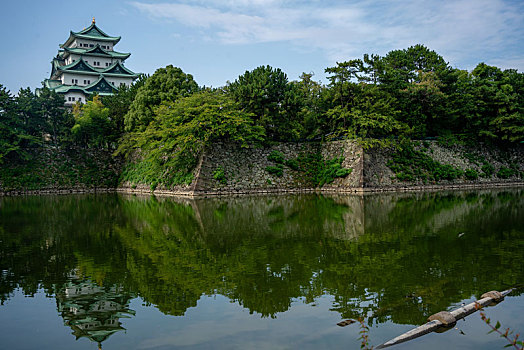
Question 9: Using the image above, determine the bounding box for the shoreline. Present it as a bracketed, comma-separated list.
[2, 181, 523, 197]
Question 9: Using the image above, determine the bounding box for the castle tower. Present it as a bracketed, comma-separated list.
[42, 18, 139, 106]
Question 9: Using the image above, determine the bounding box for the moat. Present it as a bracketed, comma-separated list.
[0, 189, 523, 349]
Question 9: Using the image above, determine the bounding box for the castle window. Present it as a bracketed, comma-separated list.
[72, 97, 75, 101]
[105, 62, 109, 67]
[90, 44, 94, 47]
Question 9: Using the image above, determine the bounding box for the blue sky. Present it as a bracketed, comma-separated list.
[1, 0, 523, 94]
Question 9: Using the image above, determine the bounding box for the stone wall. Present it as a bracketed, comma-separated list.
[0, 147, 122, 196]
[364, 141, 524, 190]
[192, 140, 363, 195]
[4, 141, 523, 197]
[320, 140, 364, 191]
[117, 140, 524, 197]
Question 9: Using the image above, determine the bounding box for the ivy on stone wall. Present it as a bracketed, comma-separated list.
[265, 148, 352, 186]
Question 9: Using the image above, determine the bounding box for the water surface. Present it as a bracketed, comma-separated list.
[0, 189, 523, 349]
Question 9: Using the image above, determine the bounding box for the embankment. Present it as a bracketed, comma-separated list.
[2, 141, 523, 196]
[118, 140, 524, 196]
[0, 147, 122, 196]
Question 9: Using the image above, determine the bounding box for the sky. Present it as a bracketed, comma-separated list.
[1, 0, 523, 94]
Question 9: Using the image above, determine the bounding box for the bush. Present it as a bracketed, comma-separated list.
[396, 172, 415, 181]
[335, 168, 352, 178]
[465, 168, 479, 180]
[317, 157, 352, 186]
[284, 158, 300, 170]
[387, 142, 464, 183]
[213, 166, 227, 184]
[481, 162, 494, 177]
[150, 181, 158, 191]
[497, 167, 515, 179]
[266, 164, 284, 177]
[267, 150, 285, 164]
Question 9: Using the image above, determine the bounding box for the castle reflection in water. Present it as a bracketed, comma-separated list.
[56, 273, 135, 349]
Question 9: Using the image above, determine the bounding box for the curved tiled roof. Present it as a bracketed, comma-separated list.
[46, 75, 117, 96]
[61, 23, 121, 48]
[61, 45, 130, 60]
[55, 58, 138, 78]
[58, 58, 100, 73]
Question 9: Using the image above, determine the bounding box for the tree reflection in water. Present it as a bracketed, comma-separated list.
[0, 189, 522, 345]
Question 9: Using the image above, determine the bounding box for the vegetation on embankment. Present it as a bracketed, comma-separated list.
[369, 139, 524, 187]
[0, 147, 121, 192]
[1, 45, 523, 192]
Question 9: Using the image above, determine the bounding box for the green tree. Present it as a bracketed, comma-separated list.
[16, 87, 45, 144]
[493, 69, 524, 142]
[228, 65, 302, 141]
[467, 64, 523, 143]
[379, 44, 450, 89]
[293, 73, 328, 140]
[71, 95, 112, 148]
[102, 74, 147, 140]
[346, 85, 407, 147]
[0, 85, 25, 163]
[378, 45, 451, 137]
[36, 87, 72, 146]
[124, 65, 199, 132]
[323, 60, 364, 136]
[117, 89, 264, 187]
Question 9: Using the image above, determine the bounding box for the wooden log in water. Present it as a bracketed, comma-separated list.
[375, 289, 513, 349]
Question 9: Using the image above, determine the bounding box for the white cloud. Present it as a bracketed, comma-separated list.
[130, 0, 524, 69]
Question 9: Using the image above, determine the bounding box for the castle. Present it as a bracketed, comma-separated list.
[43, 18, 138, 106]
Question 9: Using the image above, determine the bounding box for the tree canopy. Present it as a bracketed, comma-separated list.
[228, 65, 303, 141]
[124, 65, 200, 132]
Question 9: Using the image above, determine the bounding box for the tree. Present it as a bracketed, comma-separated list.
[36, 87, 73, 146]
[467, 63, 523, 142]
[294, 73, 328, 140]
[0, 85, 23, 163]
[124, 65, 199, 132]
[71, 95, 112, 149]
[323, 60, 368, 136]
[102, 74, 147, 140]
[493, 69, 524, 142]
[117, 89, 265, 187]
[379, 44, 450, 89]
[346, 85, 407, 144]
[228, 65, 302, 141]
[16, 87, 45, 144]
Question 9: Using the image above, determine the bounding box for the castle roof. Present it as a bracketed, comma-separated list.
[84, 75, 119, 94]
[61, 22, 121, 48]
[49, 75, 118, 96]
[58, 58, 99, 74]
[56, 58, 138, 78]
[102, 61, 138, 77]
[61, 45, 131, 60]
